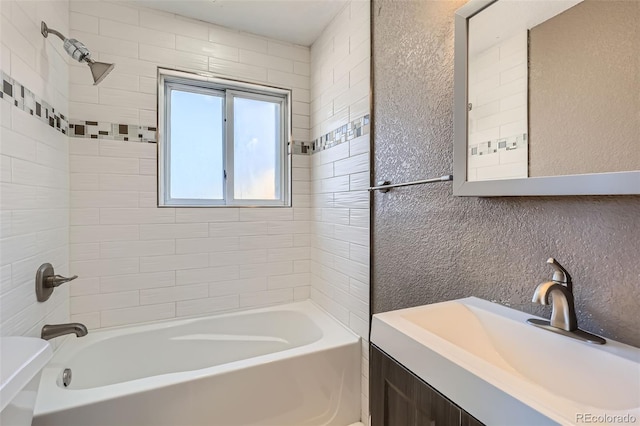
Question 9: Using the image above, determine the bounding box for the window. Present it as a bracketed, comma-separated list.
[158, 69, 291, 206]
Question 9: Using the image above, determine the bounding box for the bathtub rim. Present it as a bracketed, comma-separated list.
[35, 300, 360, 416]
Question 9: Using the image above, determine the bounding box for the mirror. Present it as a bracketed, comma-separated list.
[453, 0, 640, 196]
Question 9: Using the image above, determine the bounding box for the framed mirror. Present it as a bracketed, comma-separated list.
[453, 0, 640, 196]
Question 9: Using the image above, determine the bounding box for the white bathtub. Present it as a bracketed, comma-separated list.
[33, 301, 361, 426]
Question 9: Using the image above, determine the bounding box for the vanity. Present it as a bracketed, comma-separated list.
[370, 345, 482, 426]
[370, 298, 640, 426]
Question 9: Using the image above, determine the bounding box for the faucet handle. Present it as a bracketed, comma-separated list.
[45, 274, 78, 288]
[36, 263, 79, 302]
[546, 258, 572, 291]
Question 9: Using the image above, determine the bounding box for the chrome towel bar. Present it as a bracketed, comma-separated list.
[368, 175, 453, 192]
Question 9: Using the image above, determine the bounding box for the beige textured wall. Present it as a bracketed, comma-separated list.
[529, 0, 640, 177]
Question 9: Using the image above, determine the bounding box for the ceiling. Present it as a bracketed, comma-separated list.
[131, 0, 349, 46]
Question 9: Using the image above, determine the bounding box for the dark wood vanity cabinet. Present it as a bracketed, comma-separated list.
[371, 345, 484, 426]
[461, 412, 484, 426]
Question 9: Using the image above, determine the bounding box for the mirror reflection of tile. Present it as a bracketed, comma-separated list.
[467, 32, 528, 182]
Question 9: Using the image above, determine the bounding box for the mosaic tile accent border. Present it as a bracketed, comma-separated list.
[1, 69, 366, 155]
[0, 71, 69, 134]
[468, 133, 527, 157]
[67, 121, 315, 150]
[311, 114, 370, 154]
[68, 119, 157, 143]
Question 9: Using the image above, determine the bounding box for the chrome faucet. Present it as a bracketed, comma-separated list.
[41, 323, 88, 340]
[527, 258, 605, 344]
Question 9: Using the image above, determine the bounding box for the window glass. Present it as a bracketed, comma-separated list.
[169, 89, 224, 200]
[233, 97, 281, 200]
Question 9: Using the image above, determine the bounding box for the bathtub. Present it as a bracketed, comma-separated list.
[33, 301, 361, 426]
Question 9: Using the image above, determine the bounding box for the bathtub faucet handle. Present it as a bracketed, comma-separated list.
[36, 263, 79, 302]
[46, 274, 78, 288]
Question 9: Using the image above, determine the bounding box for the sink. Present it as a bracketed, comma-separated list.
[371, 297, 640, 425]
[0, 337, 53, 426]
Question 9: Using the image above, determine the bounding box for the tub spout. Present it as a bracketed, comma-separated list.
[41, 323, 88, 340]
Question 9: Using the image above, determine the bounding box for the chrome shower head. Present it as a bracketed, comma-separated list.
[41, 21, 115, 85]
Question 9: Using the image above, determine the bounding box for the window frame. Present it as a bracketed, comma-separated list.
[157, 68, 292, 207]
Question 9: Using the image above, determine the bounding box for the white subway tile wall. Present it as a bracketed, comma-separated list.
[310, 1, 370, 141]
[69, 138, 312, 326]
[68, 1, 312, 143]
[66, 0, 313, 328]
[309, 1, 371, 421]
[0, 0, 71, 343]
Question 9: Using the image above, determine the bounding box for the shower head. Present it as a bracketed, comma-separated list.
[41, 21, 115, 85]
[87, 60, 116, 85]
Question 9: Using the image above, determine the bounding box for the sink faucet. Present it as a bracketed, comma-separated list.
[531, 258, 577, 331]
[41, 323, 88, 340]
[527, 258, 605, 344]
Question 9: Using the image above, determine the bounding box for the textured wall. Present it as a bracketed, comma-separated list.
[371, 0, 640, 347]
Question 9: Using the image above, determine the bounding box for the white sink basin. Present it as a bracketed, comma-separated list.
[1, 337, 53, 426]
[371, 297, 640, 426]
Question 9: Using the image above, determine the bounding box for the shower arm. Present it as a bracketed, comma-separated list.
[41, 22, 66, 42]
